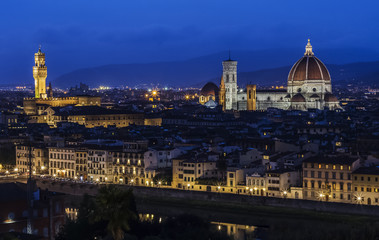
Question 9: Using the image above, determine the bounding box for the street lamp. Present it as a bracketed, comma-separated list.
[187, 183, 190, 190]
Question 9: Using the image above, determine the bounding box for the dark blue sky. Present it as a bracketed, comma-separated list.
[1, 0, 378, 85]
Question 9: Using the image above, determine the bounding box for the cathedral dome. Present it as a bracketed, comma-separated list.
[291, 93, 306, 102]
[288, 39, 331, 82]
[201, 82, 219, 96]
[324, 93, 338, 102]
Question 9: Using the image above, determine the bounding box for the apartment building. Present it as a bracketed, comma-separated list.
[352, 167, 379, 205]
[48, 147, 76, 178]
[302, 155, 360, 203]
[16, 145, 48, 174]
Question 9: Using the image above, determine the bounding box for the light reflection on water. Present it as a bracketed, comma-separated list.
[139, 213, 261, 240]
[65, 209, 262, 240]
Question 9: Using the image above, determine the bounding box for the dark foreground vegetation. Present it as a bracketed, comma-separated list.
[56, 186, 232, 240]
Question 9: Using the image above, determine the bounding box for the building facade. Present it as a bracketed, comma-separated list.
[201, 40, 341, 111]
[302, 156, 360, 203]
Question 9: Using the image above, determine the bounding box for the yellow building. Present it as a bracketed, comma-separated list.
[35, 106, 144, 128]
[15, 145, 49, 175]
[172, 158, 219, 190]
[352, 167, 379, 205]
[302, 156, 359, 203]
[111, 151, 145, 185]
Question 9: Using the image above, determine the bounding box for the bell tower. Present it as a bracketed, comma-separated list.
[33, 47, 47, 99]
[222, 55, 238, 110]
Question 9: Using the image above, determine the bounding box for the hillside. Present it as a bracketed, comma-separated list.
[53, 49, 379, 88]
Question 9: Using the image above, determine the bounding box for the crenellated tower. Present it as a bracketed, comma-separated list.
[33, 47, 47, 99]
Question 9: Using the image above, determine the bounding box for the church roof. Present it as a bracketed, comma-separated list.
[291, 93, 306, 102]
[324, 93, 338, 102]
[200, 82, 219, 96]
[288, 39, 331, 82]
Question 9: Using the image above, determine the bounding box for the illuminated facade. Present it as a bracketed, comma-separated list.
[111, 151, 145, 185]
[352, 168, 379, 205]
[24, 48, 101, 116]
[33, 106, 144, 128]
[302, 156, 359, 203]
[216, 40, 341, 111]
[15, 145, 49, 174]
[33, 47, 47, 99]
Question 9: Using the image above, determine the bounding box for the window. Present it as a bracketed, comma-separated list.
[318, 171, 322, 178]
[340, 173, 343, 180]
[42, 208, 48, 217]
[332, 172, 336, 179]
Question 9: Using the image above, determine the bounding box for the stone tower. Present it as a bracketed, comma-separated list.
[246, 84, 256, 111]
[222, 57, 238, 110]
[218, 76, 226, 111]
[33, 47, 47, 99]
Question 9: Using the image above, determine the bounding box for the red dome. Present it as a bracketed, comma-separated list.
[201, 82, 219, 96]
[288, 40, 331, 82]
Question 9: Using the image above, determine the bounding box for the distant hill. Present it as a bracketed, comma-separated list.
[54, 49, 379, 88]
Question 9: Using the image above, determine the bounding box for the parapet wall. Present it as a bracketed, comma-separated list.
[35, 179, 379, 217]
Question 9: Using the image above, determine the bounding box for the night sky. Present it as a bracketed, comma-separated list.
[1, 0, 378, 85]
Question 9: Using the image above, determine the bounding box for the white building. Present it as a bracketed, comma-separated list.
[144, 147, 185, 169]
[201, 39, 341, 111]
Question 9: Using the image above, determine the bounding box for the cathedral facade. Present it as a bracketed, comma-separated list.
[200, 40, 341, 111]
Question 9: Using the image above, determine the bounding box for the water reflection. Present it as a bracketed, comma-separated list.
[211, 222, 258, 240]
[139, 213, 261, 240]
[64, 210, 263, 240]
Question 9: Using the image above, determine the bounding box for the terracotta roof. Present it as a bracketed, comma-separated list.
[200, 82, 219, 96]
[291, 93, 306, 102]
[288, 56, 331, 82]
[324, 93, 338, 102]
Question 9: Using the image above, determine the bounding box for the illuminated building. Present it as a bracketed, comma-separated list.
[215, 40, 341, 111]
[33, 106, 144, 128]
[33, 47, 47, 99]
[352, 167, 379, 205]
[302, 156, 359, 203]
[24, 48, 101, 116]
[87, 149, 113, 183]
[172, 158, 219, 190]
[15, 145, 48, 174]
[199, 82, 219, 105]
[75, 149, 88, 180]
[111, 150, 145, 185]
[48, 148, 76, 179]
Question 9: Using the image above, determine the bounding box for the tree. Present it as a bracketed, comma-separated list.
[94, 186, 137, 240]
